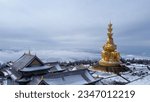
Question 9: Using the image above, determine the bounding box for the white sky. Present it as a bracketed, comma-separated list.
[0, 0, 150, 55]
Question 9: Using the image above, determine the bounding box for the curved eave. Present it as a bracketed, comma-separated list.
[16, 78, 31, 83]
[84, 79, 101, 85]
[49, 69, 66, 73]
[19, 66, 52, 72]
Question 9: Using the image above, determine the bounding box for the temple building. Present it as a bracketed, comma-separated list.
[93, 22, 128, 74]
[0, 52, 99, 85]
[28, 69, 100, 85]
[0, 52, 64, 84]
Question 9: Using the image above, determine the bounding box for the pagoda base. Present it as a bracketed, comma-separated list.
[99, 60, 121, 67]
[92, 64, 129, 74]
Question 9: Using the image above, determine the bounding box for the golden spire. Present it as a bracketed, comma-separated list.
[92, 22, 128, 74]
[102, 23, 116, 52]
[99, 22, 121, 66]
[108, 22, 113, 36]
[107, 22, 113, 41]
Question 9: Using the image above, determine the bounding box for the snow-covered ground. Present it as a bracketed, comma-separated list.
[91, 64, 150, 85]
[128, 75, 150, 85]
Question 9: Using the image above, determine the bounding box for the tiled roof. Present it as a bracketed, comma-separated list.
[20, 65, 51, 72]
[49, 64, 65, 73]
[5, 68, 22, 80]
[41, 69, 100, 85]
[12, 53, 43, 71]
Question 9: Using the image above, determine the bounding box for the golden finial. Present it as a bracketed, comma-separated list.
[107, 22, 113, 37]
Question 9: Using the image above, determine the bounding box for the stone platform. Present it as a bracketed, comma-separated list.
[92, 64, 129, 74]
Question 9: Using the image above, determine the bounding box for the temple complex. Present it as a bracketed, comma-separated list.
[0, 52, 100, 85]
[93, 22, 128, 74]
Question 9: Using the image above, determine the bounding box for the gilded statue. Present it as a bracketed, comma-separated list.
[99, 22, 121, 67]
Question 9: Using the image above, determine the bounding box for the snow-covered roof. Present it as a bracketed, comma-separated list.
[128, 75, 150, 85]
[27, 76, 42, 85]
[12, 53, 44, 71]
[20, 65, 51, 72]
[41, 69, 100, 85]
[5, 68, 22, 80]
[49, 64, 65, 73]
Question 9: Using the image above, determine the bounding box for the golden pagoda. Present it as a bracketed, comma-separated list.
[99, 22, 121, 66]
[93, 22, 128, 74]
